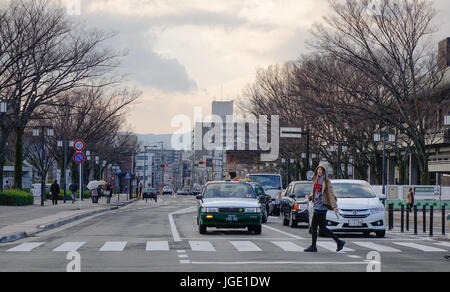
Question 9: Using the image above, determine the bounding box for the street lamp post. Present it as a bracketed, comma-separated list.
[0, 101, 7, 191]
[33, 126, 54, 206]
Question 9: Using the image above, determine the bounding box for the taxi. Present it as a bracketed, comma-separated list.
[196, 180, 263, 235]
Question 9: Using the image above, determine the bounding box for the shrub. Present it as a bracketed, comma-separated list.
[0, 190, 34, 206]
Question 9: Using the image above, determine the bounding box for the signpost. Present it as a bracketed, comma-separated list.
[73, 139, 86, 209]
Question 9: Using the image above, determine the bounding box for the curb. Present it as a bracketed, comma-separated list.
[0, 199, 137, 243]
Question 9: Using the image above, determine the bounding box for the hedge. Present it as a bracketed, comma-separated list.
[45, 190, 91, 200]
[0, 190, 34, 206]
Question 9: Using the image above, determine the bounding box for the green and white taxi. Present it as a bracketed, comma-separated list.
[196, 181, 263, 235]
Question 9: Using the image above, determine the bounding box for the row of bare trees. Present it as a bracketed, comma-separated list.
[0, 0, 140, 190]
[239, 0, 449, 184]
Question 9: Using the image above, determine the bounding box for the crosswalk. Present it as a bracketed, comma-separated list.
[4, 239, 449, 254]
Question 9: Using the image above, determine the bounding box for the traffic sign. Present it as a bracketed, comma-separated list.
[125, 172, 131, 179]
[73, 152, 85, 164]
[306, 170, 314, 181]
[73, 139, 85, 151]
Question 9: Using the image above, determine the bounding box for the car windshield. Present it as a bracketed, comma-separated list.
[293, 183, 312, 197]
[332, 183, 377, 198]
[248, 175, 281, 190]
[144, 188, 155, 192]
[203, 183, 257, 199]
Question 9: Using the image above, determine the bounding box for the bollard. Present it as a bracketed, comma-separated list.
[388, 203, 394, 231]
[414, 205, 418, 235]
[423, 206, 426, 233]
[443, 206, 446, 236]
[430, 205, 433, 237]
[401, 204, 405, 233]
[406, 204, 410, 231]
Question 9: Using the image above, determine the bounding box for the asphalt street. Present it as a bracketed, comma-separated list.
[0, 196, 449, 272]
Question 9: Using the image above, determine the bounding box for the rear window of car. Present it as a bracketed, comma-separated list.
[332, 183, 377, 198]
[203, 183, 256, 199]
[145, 188, 155, 192]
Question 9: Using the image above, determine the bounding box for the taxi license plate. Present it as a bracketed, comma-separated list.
[226, 215, 238, 222]
[348, 219, 363, 227]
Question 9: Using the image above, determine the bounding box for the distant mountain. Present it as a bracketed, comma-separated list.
[135, 133, 175, 150]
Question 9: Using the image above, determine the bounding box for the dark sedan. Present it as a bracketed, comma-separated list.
[280, 181, 312, 228]
[143, 188, 157, 202]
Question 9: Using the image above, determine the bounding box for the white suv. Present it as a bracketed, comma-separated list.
[308, 180, 386, 237]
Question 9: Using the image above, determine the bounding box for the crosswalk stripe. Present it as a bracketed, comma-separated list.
[433, 242, 450, 248]
[146, 241, 170, 251]
[230, 241, 262, 251]
[393, 242, 446, 252]
[189, 241, 216, 252]
[317, 241, 354, 252]
[7, 242, 44, 252]
[99, 241, 127, 252]
[271, 241, 304, 252]
[53, 242, 86, 252]
[353, 242, 401, 252]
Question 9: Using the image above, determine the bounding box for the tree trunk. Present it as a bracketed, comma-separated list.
[13, 126, 25, 189]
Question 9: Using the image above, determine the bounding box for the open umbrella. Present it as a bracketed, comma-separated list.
[87, 180, 99, 190]
[98, 180, 107, 186]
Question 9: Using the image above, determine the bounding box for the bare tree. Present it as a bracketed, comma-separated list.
[310, 0, 449, 184]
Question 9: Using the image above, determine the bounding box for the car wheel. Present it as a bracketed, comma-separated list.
[282, 213, 289, 226]
[262, 210, 268, 223]
[289, 212, 297, 228]
[199, 224, 207, 234]
[375, 231, 385, 238]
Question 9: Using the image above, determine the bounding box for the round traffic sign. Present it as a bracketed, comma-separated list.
[306, 170, 314, 181]
[73, 139, 85, 151]
[73, 152, 85, 164]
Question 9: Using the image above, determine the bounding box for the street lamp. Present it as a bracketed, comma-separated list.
[374, 131, 396, 196]
[33, 126, 54, 206]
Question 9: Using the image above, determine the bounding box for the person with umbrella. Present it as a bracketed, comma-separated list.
[87, 180, 100, 204]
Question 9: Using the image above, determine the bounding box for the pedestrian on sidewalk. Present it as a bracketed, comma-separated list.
[304, 165, 345, 253]
[91, 188, 99, 204]
[407, 188, 415, 212]
[3, 180, 11, 190]
[105, 183, 112, 204]
[69, 182, 78, 203]
[50, 181, 60, 205]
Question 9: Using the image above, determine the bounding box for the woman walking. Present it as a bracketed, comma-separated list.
[50, 181, 60, 205]
[304, 165, 345, 253]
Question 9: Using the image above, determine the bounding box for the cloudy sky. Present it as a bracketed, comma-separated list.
[71, 0, 450, 135]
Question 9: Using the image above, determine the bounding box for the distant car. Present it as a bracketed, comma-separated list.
[196, 181, 263, 235]
[143, 188, 157, 202]
[192, 185, 204, 196]
[162, 186, 174, 195]
[307, 180, 386, 237]
[280, 181, 312, 228]
[177, 190, 189, 195]
[250, 182, 272, 223]
[246, 174, 282, 216]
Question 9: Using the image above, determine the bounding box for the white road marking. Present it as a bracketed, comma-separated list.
[353, 242, 401, 252]
[230, 241, 262, 252]
[262, 224, 304, 240]
[190, 261, 368, 265]
[178, 254, 188, 258]
[180, 260, 191, 264]
[53, 242, 86, 252]
[146, 241, 169, 251]
[7, 242, 45, 252]
[100, 241, 127, 252]
[393, 242, 446, 252]
[177, 250, 186, 253]
[189, 241, 216, 252]
[169, 206, 196, 242]
[433, 242, 450, 248]
[271, 241, 304, 252]
[317, 241, 354, 253]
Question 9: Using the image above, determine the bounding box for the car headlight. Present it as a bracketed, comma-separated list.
[370, 207, 385, 215]
[245, 207, 261, 213]
[202, 208, 219, 213]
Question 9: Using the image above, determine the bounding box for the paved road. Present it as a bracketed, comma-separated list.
[0, 196, 449, 272]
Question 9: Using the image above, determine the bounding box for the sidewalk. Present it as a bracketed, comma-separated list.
[0, 194, 137, 243]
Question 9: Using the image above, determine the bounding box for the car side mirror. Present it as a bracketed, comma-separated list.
[379, 193, 387, 200]
[289, 194, 296, 199]
[196, 195, 203, 201]
[258, 195, 266, 203]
